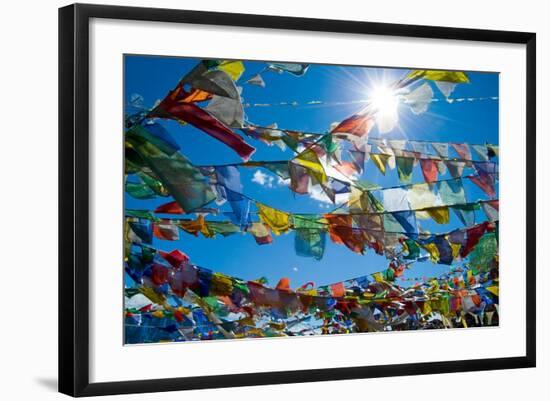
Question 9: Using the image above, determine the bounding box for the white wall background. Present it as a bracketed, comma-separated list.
[0, 0, 545, 399]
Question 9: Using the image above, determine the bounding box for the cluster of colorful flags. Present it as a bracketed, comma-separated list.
[124, 58, 499, 343]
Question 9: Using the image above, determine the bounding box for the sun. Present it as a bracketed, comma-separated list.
[368, 84, 400, 133]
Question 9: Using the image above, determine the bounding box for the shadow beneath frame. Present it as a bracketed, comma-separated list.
[35, 377, 58, 392]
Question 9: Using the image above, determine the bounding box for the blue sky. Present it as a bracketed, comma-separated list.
[124, 55, 499, 288]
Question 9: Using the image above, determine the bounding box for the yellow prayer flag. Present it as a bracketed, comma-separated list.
[422, 243, 440, 263]
[139, 286, 167, 306]
[370, 154, 391, 175]
[422, 300, 432, 316]
[294, 149, 327, 184]
[415, 210, 431, 220]
[450, 241, 461, 259]
[426, 206, 450, 224]
[256, 202, 290, 235]
[486, 285, 499, 296]
[218, 60, 245, 81]
[372, 272, 385, 283]
[407, 70, 470, 83]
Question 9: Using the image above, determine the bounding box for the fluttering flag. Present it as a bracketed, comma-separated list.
[444, 160, 466, 178]
[420, 159, 439, 183]
[437, 178, 466, 205]
[403, 82, 434, 114]
[432, 142, 449, 158]
[217, 60, 246, 81]
[370, 153, 392, 175]
[472, 144, 490, 161]
[294, 149, 327, 184]
[468, 174, 496, 197]
[126, 129, 217, 214]
[178, 215, 207, 237]
[396, 156, 415, 183]
[481, 200, 499, 221]
[248, 222, 273, 245]
[184, 69, 240, 99]
[331, 112, 375, 137]
[452, 203, 480, 226]
[257, 202, 291, 235]
[155, 201, 184, 214]
[267, 63, 310, 76]
[324, 214, 366, 254]
[204, 93, 244, 128]
[426, 206, 450, 224]
[451, 143, 472, 160]
[151, 97, 255, 161]
[246, 73, 266, 87]
[153, 221, 180, 241]
[293, 215, 327, 260]
[406, 70, 470, 84]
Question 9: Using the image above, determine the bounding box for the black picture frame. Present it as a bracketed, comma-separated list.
[59, 3, 536, 397]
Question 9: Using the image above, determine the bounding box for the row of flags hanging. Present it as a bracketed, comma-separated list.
[124, 57, 499, 342]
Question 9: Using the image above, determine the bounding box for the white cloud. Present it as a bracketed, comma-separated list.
[292, 267, 299, 272]
[252, 170, 274, 188]
[252, 169, 290, 189]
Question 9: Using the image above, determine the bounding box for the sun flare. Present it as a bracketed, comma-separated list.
[369, 84, 400, 133]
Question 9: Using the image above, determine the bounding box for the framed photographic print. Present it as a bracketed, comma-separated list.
[58, 3, 536, 397]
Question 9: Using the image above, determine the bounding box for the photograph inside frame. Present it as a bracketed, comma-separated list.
[123, 55, 499, 345]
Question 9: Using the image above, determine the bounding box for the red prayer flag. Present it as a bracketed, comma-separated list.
[151, 87, 255, 160]
[331, 112, 374, 137]
[451, 143, 472, 160]
[419, 159, 439, 183]
[330, 282, 346, 298]
[460, 222, 489, 258]
[159, 249, 190, 268]
[324, 214, 366, 254]
[468, 175, 496, 197]
[155, 201, 184, 214]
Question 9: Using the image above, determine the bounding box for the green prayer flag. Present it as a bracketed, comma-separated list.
[396, 156, 415, 184]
